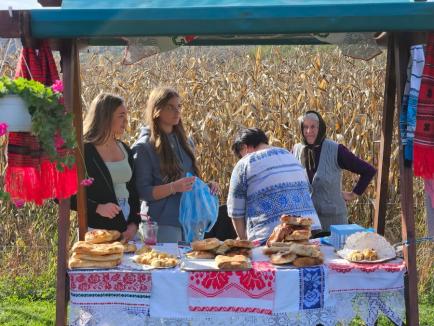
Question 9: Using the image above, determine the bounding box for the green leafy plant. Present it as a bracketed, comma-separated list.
[0, 77, 76, 169]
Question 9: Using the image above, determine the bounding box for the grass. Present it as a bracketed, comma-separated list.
[0, 297, 55, 326]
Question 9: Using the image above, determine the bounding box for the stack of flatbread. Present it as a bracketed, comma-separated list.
[215, 254, 250, 270]
[186, 238, 255, 260]
[69, 229, 136, 269]
[264, 215, 323, 267]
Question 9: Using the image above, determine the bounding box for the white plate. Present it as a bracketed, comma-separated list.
[336, 249, 396, 264]
[120, 255, 155, 270]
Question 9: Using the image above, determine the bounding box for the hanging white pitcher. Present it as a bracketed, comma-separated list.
[0, 95, 32, 132]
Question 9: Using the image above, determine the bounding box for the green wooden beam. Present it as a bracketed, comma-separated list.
[31, 2, 434, 39]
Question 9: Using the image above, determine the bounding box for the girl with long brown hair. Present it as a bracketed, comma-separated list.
[72, 93, 140, 241]
[133, 86, 218, 242]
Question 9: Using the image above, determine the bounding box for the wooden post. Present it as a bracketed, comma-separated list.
[394, 33, 419, 326]
[56, 41, 73, 326]
[374, 34, 396, 235]
[56, 39, 86, 325]
[71, 43, 87, 240]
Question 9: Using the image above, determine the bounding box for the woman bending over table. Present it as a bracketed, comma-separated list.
[71, 93, 140, 241]
[227, 127, 321, 245]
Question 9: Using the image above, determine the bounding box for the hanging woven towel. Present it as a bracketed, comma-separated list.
[399, 45, 425, 162]
[5, 40, 77, 205]
[414, 33, 434, 178]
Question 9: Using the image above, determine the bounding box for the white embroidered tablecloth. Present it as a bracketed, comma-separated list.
[69, 244, 406, 326]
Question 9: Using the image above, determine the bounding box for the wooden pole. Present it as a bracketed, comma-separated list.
[56, 38, 86, 325]
[374, 34, 396, 235]
[394, 33, 419, 326]
[56, 41, 73, 326]
[71, 43, 88, 241]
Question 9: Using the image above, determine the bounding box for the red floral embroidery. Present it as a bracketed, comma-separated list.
[201, 271, 231, 289]
[114, 282, 126, 291]
[69, 271, 152, 293]
[123, 273, 136, 284]
[188, 262, 276, 314]
[327, 261, 406, 273]
[87, 274, 101, 284]
[236, 270, 266, 290]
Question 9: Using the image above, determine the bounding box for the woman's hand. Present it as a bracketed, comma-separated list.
[208, 181, 220, 196]
[122, 223, 138, 242]
[342, 191, 358, 202]
[96, 203, 121, 218]
[173, 176, 196, 193]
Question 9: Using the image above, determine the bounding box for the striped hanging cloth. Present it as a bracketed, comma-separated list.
[399, 45, 425, 163]
[414, 33, 434, 178]
[5, 40, 78, 205]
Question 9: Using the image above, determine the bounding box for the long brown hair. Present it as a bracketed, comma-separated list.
[145, 86, 199, 182]
[83, 93, 124, 145]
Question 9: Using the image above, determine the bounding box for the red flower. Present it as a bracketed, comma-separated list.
[0, 122, 8, 136]
[80, 178, 94, 187]
[52, 80, 64, 93]
[54, 132, 65, 149]
[13, 198, 25, 208]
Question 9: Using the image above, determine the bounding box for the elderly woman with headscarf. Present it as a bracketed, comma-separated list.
[293, 111, 376, 233]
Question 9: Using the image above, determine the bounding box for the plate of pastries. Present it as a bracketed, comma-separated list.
[181, 238, 254, 271]
[337, 232, 397, 263]
[132, 245, 179, 269]
[264, 215, 324, 268]
[69, 229, 137, 269]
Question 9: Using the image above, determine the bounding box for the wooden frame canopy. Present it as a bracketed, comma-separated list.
[30, 0, 434, 38]
[1, 0, 432, 325]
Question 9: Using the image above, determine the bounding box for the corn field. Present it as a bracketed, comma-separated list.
[0, 44, 432, 292]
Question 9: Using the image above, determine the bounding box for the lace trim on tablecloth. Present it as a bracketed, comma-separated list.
[69, 290, 404, 326]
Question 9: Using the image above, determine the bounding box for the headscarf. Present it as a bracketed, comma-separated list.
[299, 110, 327, 171]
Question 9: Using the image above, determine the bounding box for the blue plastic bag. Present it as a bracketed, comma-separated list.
[179, 173, 219, 242]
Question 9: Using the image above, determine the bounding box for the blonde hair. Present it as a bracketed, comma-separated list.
[83, 93, 124, 145]
[145, 86, 199, 182]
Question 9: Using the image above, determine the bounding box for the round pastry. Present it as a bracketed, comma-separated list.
[280, 215, 313, 226]
[225, 247, 252, 257]
[123, 243, 137, 253]
[84, 229, 121, 244]
[224, 239, 254, 248]
[270, 252, 297, 265]
[292, 256, 324, 267]
[285, 229, 311, 241]
[266, 223, 294, 246]
[135, 245, 152, 255]
[185, 250, 216, 259]
[262, 246, 290, 256]
[151, 258, 178, 268]
[191, 238, 221, 251]
[362, 248, 378, 261]
[348, 250, 364, 261]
